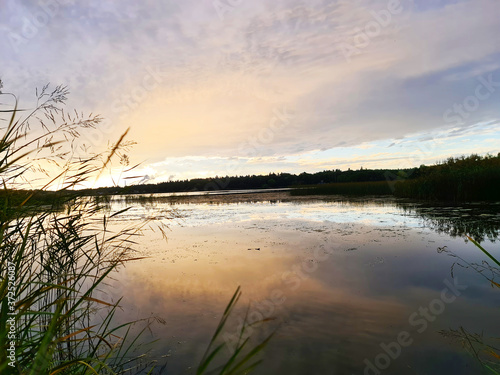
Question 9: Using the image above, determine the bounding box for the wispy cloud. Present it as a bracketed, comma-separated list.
[1, 0, 499, 181]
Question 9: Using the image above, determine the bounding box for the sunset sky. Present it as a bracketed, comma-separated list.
[1, 0, 500, 186]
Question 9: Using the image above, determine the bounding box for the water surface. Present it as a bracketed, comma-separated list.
[100, 191, 500, 374]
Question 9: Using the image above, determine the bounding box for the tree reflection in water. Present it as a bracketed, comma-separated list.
[399, 202, 500, 243]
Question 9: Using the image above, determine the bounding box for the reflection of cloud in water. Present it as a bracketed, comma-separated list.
[101, 216, 498, 374]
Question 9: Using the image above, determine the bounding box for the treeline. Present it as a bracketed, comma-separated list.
[293, 153, 500, 201]
[394, 153, 500, 201]
[80, 167, 418, 196]
[14, 153, 500, 203]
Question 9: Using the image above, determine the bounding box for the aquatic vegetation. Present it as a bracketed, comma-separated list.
[394, 154, 500, 202]
[0, 85, 161, 373]
[398, 203, 500, 243]
[439, 238, 500, 373]
[0, 82, 271, 374]
[197, 287, 274, 375]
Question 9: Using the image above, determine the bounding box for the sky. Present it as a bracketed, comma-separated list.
[1, 0, 500, 187]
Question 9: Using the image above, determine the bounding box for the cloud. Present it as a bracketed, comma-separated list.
[1, 0, 499, 181]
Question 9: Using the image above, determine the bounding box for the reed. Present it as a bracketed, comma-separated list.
[394, 154, 500, 202]
[0, 84, 160, 374]
[438, 238, 500, 373]
[0, 82, 271, 374]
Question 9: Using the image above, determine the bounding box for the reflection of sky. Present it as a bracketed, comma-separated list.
[177, 202, 411, 227]
[113, 198, 414, 227]
[111, 195, 500, 235]
[101, 194, 500, 374]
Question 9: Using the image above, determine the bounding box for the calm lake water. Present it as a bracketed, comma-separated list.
[99, 191, 500, 375]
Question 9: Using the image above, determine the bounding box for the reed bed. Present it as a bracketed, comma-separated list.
[0, 82, 271, 374]
[394, 154, 500, 202]
[0, 84, 159, 374]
